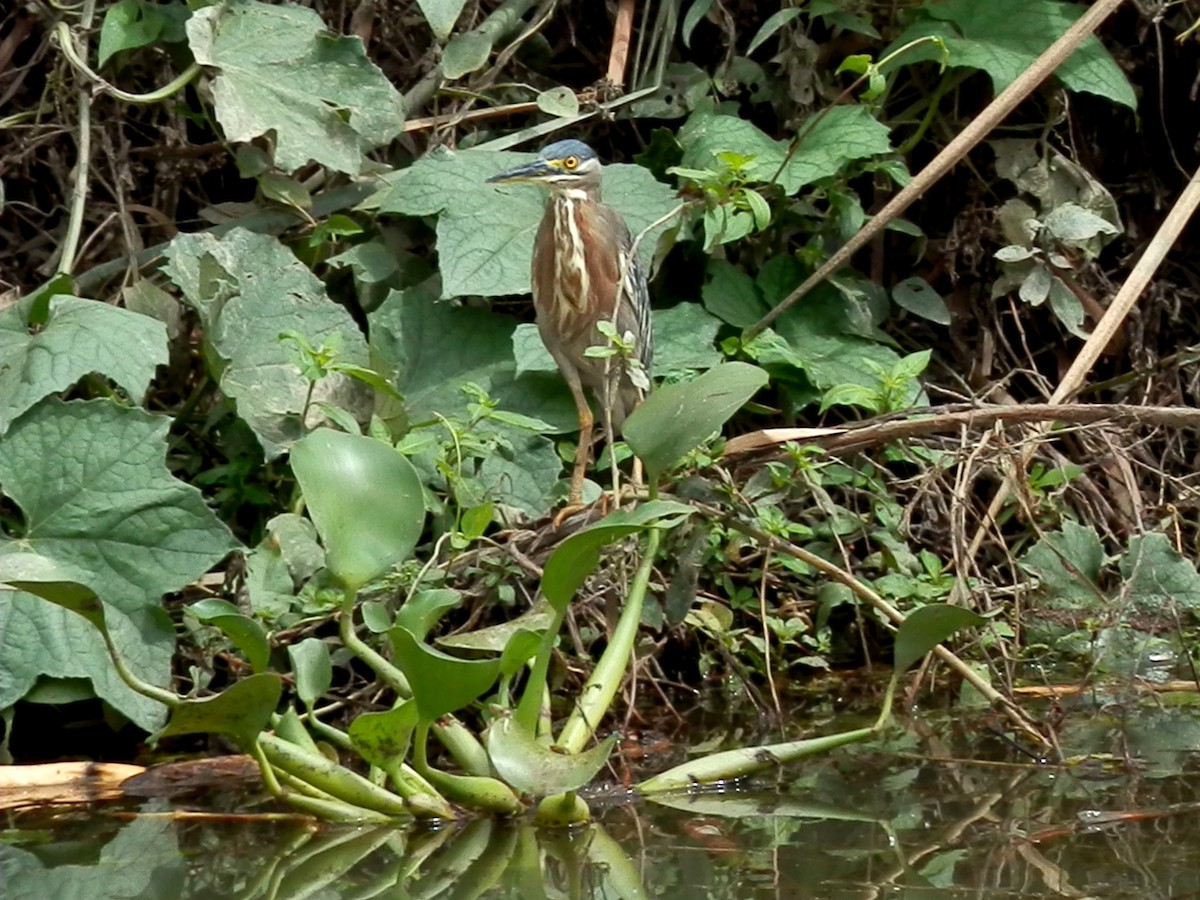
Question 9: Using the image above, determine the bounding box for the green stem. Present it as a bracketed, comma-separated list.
[514, 603, 568, 731]
[557, 527, 662, 754]
[100, 621, 181, 709]
[55, 22, 201, 105]
[339, 587, 411, 695]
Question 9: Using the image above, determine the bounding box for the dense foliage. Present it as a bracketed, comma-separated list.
[2, 0, 1200, 824]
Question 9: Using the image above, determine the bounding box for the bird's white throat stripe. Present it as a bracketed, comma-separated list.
[552, 196, 590, 324]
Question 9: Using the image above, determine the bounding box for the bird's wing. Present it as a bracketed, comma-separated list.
[597, 203, 653, 375]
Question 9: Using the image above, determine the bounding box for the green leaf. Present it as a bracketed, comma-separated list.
[624, 362, 769, 480]
[540, 501, 693, 612]
[395, 588, 463, 641]
[416, 0, 468, 39]
[759, 283, 903, 391]
[188, 598, 270, 672]
[162, 228, 370, 458]
[349, 700, 419, 767]
[287, 637, 333, 708]
[0, 399, 238, 624]
[441, 30, 491, 79]
[892, 277, 950, 325]
[536, 86, 580, 118]
[653, 304, 723, 374]
[682, 0, 715, 47]
[157, 672, 283, 747]
[747, 8, 803, 55]
[0, 591, 172, 731]
[377, 148, 678, 298]
[1047, 278, 1089, 339]
[0, 295, 167, 436]
[893, 604, 987, 674]
[185, 0, 405, 174]
[1120, 533, 1200, 614]
[678, 105, 892, 195]
[1043, 201, 1121, 242]
[487, 713, 617, 796]
[701, 259, 769, 328]
[290, 428, 426, 591]
[327, 241, 400, 284]
[1020, 521, 1106, 612]
[258, 172, 312, 210]
[98, 0, 168, 67]
[388, 626, 501, 722]
[370, 282, 576, 432]
[890, 0, 1136, 109]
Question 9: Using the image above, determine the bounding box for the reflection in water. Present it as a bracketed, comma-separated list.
[6, 710, 1200, 898]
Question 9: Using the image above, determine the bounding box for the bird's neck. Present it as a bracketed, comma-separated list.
[550, 183, 599, 204]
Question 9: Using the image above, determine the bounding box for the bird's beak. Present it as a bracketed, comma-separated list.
[486, 159, 557, 184]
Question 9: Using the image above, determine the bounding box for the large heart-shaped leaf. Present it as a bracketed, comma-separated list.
[290, 428, 426, 591]
[389, 626, 500, 722]
[157, 673, 283, 748]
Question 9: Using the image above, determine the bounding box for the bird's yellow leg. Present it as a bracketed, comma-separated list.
[567, 384, 593, 507]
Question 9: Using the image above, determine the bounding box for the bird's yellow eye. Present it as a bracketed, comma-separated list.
[562, 156, 579, 170]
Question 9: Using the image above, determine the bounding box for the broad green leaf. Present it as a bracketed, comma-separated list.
[536, 86, 580, 118]
[441, 30, 491, 79]
[487, 713, 617, 796]
[512, 323, 557, 378]
[395, 588, 462, 641]
[624, 363, 768, 480]
[893, 604, 988, 674]
[0, 295, 167, 435]
[1043, 202, 1121, 242]
[186, 0, 405, 174]
[349, 700, 419, 767]
[701, 259, 769, 328]
[757, 283, 903, 391]
[98, 0, 168, 66]
[290, 428, 425, 591]
[0, 591, 172, 731]
[0, 399, 238, 623]
[287, 637, 333, 708]
[653, 303, 723, 373]
[157, 672, 283, 747]
[388, 626, 501, 722]
[162, 228, 370, 458]
[376, 148, 678, 298]
[327, 240, 400, 283]
[188, 598, 269, 672]
[416, 0, 468, 39]
[1120, 533, 1200, 614]
[890, 0, 1136, 109]
[541, 501, 693, 612]
[1020, 521, 1107, 612]
[892, 277, 951, 325]
[678, 105, 892, 195]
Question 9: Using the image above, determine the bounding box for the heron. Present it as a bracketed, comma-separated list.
[487, 139, 653, 506]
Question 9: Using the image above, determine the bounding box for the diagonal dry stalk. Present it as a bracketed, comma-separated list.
[962, 163, 1200, 566]
[742, 0, 1128, 342]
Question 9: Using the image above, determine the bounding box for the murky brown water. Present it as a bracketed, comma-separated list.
[5, 701, 1200, 898]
